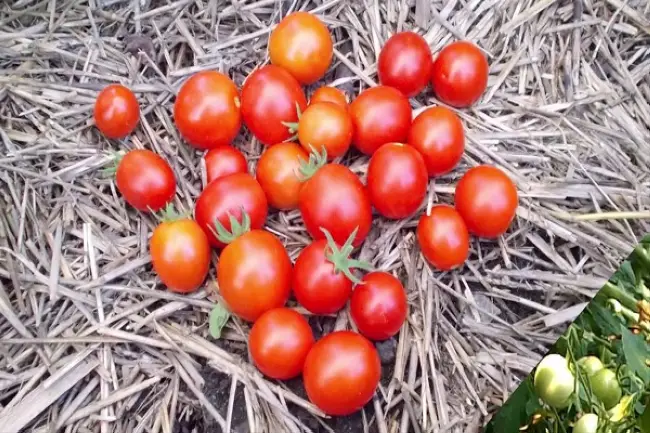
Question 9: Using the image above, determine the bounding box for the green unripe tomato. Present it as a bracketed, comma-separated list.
[590, 368, 622, 410]
[534, 354, 575, 409]
[573, 413, 598, 433]
[576, 356, 604, 377]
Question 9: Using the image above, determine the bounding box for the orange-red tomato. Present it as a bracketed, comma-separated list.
[431, 41, 489, 108]
[408, 106, 465, 177]
[204, 146, 248, 184]
[94, 84, 139, 139]
[417, 205, 469, 271]
[115, 149, 176, 212]
[268, 12, 333, 85]
[310, 86, 348, 109]
[256, 142, 308, 210]
[174, 71, 241, 150]
[248, 308, 314, 380]
[454, 165, 518, 238]
[377, 31, 433, 97]
[297, 102, 352, 160]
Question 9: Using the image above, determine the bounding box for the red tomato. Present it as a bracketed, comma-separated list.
[94, 84, 139, 139]
[303, 331, 381, 416]
[408, 106, 465, 177]
[350, 272, 407, 341]
[377, 31, 433, 97]
[241, 65, 307, 146]
[217, 230, 292, 322]
[150, 218, 211, 293]
[115, 149, 176, 212]
[203, 146, 248, 184]
[454, 166, 518, 238]
[268, 12, 333, 85]
[297, 102, 352, 160]
[310, 86, 348, 109]
[431, 41, 489, 108]
[194, 173, 268, 248]
[256, 142, 308, 210]
[366, 143, 428, 219]
[248, 308, 314, 380]
[417, 205, 469, 270]
[174, 71, 241, 150]
[349, 86, 412, 155]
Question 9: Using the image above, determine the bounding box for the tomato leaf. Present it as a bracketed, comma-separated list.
[209, 304, 230, 339]
[483, 376, 539, 433]
[639, 398, 650, 433]
[620, 324, 650, 385]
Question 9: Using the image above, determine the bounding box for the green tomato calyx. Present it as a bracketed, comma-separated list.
[321, 226, 373, 285]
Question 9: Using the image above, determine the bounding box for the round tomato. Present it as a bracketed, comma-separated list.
[573, 414, 598, 433]
[377, 31, 433, 97]
[349, 86, 412, 155]
[590, 368, 622, 410]
[416, 205, 469, 271]
[310, 86, 348, 109]
[204, 146, 248, 184]
[350, 272, 407, 341]
[94, 84, 139, 139]
[408, 106, 465, 176]
[576, 356, 604, 378]
[431, 41, 489, 108]
[533, 354, 575, 409]
[194, 173, 268, 249]
[115, 149, 176, 212]
[248, 307, 314, 380]
[297, 102, 352, 160]
[268, 12, 333, 85]
[174, 71, 241, 150]
[150, 217, 211, 294]
[217, 230, 292, 322]
[303, 330, 381, 416]
[454, 165, 518, 238]
[367, 143, 428, 219]
[256, 142, 308, 210]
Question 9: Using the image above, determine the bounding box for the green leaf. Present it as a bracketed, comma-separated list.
[209, 304, 230, 339]
[639, 401, 650, 433]
[620, 324, 650, 385]
[483, 377, 539, 433]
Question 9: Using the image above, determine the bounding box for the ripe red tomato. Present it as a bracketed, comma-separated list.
[417, 205, 469, 271]
[297, 102, 352, 160]
[94, 84, 139, 139]
[454, 165, 518, 238]
[310, 86, 348, 109]
[408, 106, 464, 177]
[194, 173, 268, 248]
[115, 149, 176, 212]
[150, 218, 211, 293]
[174, 71, 241, 150]
[256, 142, 308, 210]
[431, 41, 489, 108]
[268, 12, 333, 85]
[303, 331, 381, 416]
[366, 143, 428, 219]
[377, 31, 433, 97]
[350, 272, 407, 341]
[349, 86, 412, 155]
[203, 146, 248, 184]
[217, 230, 292, 322]
[241, 65, 307, 146]
[248, 307, 314, 380]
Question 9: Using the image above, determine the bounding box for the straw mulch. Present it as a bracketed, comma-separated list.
[1, 0, 649, 432]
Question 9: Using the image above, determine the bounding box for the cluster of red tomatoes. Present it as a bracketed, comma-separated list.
[92, 11, 519, 418]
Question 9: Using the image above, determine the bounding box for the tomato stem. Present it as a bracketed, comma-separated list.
[320, 227, 373, 285]
[298, 146, 328, 181]
[101, 150, 125, 177]
[211, 209, 251, 245]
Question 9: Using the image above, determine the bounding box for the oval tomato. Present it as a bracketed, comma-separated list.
[248, 307, 314, 380]
[408, 106, 465, 177]
[367, 143, 428, 219]
[256, 142, 308, 210]
[115, 149, 176, 212]
[533, 354, 575, 409]
[590, 368, 622, 410]
[454, 165, 518, 238]
[377, 31, 433, 97]
[174, 71, 241, 150]
[431, 41, 489, 108]
[349, 86, 412, 155]
[240, 65, 307, 146]
[310, 86, 348, 109]
[303, 330, 381, 416]
[297, 102, 352, 160]
[350, 272, 407, 341]
[268, 12, 333, 85]
[417, 205, 469, 271]
[204, 146, 248, 184]
[94, 84, 139, 139]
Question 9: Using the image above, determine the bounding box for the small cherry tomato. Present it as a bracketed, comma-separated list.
[94, 84, 139, 139]
[377, 31, 433, 97]
[203, 146, 248, 184]
[115, 149, 176, 212]
[431, 41, 489, 108]
[296, 102, 352, 160]
[416, 205, 469, 271]
[256, 142, 309, 210]
[248, 307, 315, 380]
[350, 272, 407, 341]
[573, 414, 598, 433]
[533, 354, 575, 409]
[590, 368, 622, 410]
[310, 86, 348, 109]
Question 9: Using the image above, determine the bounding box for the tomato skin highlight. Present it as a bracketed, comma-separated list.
[533, 354, 575, 409]
[217, 230, 292, 322]
[297, 102, 353, 160]
[94, 84, 139, 139]
[310, 86, 348, 109]
[174, 71, 241, 150]
[256, 142, 309, 210]
[115, 149, 176, 212]
[350, 272, 407, 341]
[241, 65, 307, 146]
[203, 146, 248, 184]
[417, 205, 469, 271]
[573, 414, 598, 433]
[377, 31, 433, 97]
[303, 330, 381, 416]
[150, 219, 211, 294]
[248, 308, 314, 380]
[431, 41, 489, 108]
[408, 106, 465, 177]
